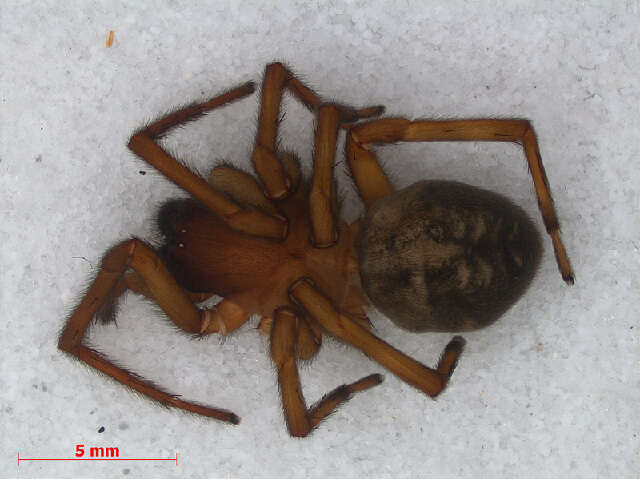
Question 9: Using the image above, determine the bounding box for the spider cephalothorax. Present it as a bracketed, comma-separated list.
[155, 159, 368, 334]
[59, 63, 573, 437]
[358, 180, 542, 332]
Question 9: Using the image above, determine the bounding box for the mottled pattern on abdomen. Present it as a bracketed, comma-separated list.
[357, 181, 542, 332]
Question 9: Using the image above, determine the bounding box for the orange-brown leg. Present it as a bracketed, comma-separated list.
[346, 118, 574, 284]
[270, 307, 382, 437]
[253, 62, 384, 200]
[200, 297, 251, 336]
[117, 269, 251, 337]
[289, 278, 464, 398]
[127, 82, 287, 239]
[59, 239, 239, 424]
[96, 270, 214, 323]
[259, 313, 323, 360]
[116, 270, 215, 301]
[207, 165, 280, 216]
[309, 104, 341, 246]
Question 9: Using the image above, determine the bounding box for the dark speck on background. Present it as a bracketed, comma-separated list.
[98, 426, 105, 433]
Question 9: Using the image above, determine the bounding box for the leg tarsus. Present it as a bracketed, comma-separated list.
[347, 117, 574, 283]
[128, 133, 287, 239]
[435, 336, 466, 389]
[308, 373, 383, 430]
[59, 239, 239, 424]
[127, 82, 287, 239]
[140, 82, 256, 139]
[270, 307, 381, 437]
[289, 277, 458, 398]
[63, 344, 239, 424]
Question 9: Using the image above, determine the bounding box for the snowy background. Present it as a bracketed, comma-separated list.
[2, 1, 638, 478]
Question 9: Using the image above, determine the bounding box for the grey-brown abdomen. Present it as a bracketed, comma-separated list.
[357, 181, 542, 332]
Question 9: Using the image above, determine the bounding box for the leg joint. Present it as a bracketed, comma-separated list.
[100, 238, 141, 272]
[127, 131, 151, 152]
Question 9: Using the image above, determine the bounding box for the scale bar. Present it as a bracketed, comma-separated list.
[18, 452, 178, 465]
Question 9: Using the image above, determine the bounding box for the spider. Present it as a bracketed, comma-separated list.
[59, 63, 573, 437]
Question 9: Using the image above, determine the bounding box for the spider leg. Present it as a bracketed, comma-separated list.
[113, 271, 215, 304]
[96, 270, 213, 324]
[309, 104, 341, 247]
[127, 83, 287, 239]
[270, 307, 382, 437]
[59, 239, 239, 424]
[252, 62, 384, 201]
[200, 297, 251, 336]
[294, 315, 323, 360]
[208, 165, 279, 216]
[339, 283, 372, 331]
[259, 313, 323, 360]
[346, 118, 574, 284]
[289, 278, 465, 398]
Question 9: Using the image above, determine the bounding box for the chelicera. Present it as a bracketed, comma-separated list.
[59, 63, 573, 437]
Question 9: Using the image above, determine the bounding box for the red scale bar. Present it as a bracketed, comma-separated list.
[18, 452, 178, 465]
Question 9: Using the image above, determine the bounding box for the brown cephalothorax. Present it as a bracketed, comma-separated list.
[59, 63, 573, 437]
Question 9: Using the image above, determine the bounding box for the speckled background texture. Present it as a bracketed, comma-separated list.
[2, 1, 638, 478]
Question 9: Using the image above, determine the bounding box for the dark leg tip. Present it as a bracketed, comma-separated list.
[562, 273, 575, 285]
[354, 105, 386, 120]
[229, 413, 241, 425]
[446, 335, 466, 353]
[347, 373, 384, 394]
[436, 336, 466, 380]
[368, 373, 384, 385]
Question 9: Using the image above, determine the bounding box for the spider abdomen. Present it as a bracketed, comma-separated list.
[357, 180, 542, 332]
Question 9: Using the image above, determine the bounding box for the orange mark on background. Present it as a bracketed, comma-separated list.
[106, 30, 114, 48]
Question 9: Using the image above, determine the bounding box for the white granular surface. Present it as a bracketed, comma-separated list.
[2, 2, 638, 478]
